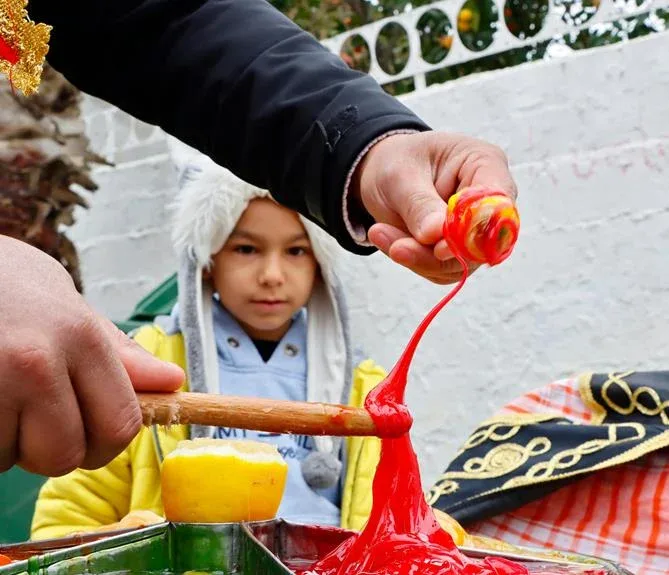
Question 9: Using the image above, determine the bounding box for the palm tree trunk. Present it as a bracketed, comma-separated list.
[0, 64, 107, 293]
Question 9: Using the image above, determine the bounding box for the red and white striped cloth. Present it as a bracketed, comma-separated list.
[467, 377, 669, 575]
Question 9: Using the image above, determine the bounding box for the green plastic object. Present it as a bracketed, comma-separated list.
[0, 468, 47, 544]
[114, 274, 178, 334]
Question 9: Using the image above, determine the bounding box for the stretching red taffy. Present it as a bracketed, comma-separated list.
[305, 188, 522, 575]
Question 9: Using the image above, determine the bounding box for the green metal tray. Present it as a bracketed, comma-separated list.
[0, 523, 248, 575]
[0, 521, 634, 575]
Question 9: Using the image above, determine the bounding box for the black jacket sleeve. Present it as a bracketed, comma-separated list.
[28, 0, 431, 253]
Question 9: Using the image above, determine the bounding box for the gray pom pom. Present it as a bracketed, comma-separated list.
[301, 451, 342, 490]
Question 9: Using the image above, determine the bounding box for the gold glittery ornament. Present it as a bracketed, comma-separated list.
[0, 0, 51, 95]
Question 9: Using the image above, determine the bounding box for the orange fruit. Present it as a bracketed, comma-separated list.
[438, 35, 453, 50]
[458, 8, 474, 32]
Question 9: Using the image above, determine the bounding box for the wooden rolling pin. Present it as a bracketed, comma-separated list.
[137, 392, 412, 437]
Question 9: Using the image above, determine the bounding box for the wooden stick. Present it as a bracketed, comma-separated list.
[137, 392, 411, 437]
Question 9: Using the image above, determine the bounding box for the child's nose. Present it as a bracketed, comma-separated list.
[258, 254, 285, 285]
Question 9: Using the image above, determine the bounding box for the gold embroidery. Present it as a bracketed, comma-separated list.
[579, 371, 669, 425]
[463, 422, 522, 450]
[454, 415, 560, 457]
[482, 430, 669, 496]
[464, 437, 551, 478]
[578, 372, 607, 424]
[504, 422, 646, 488]
[431, 430, 669, 507]
[476, 414, 564, 429]
[428, 416, 562, 504]
[0, 0, 51, 95]
[427, 477, 458, 503]
[600, 372, 669, 424]
[426, 437, 551, 504]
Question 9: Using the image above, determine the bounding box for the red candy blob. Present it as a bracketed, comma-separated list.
[305, 189, 523, 575]
[444, 188, 520, 267]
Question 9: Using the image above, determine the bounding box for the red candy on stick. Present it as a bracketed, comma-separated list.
[305, 189, 522, 575]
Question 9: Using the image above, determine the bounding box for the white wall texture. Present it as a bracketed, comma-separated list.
[70, 31, 669, 487]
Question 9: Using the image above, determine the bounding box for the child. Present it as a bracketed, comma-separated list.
[30, 149, 389, 538]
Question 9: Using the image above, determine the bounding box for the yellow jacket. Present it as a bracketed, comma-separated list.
[31, 325, 466, 544]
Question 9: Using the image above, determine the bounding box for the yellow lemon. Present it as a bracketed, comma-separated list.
[161, 438, 288, 523]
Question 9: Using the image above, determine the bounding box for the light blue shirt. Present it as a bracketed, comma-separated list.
[211, 301, 341, 526]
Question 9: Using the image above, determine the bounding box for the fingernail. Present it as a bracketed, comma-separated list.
[434, 240, 453, 261]
[160, 360, 185, 376]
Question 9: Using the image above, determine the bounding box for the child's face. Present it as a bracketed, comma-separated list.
[210, 199, 319, 341]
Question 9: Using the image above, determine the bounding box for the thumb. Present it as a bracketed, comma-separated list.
[396, 181, 447, 245]
[99, 317, 184, 392]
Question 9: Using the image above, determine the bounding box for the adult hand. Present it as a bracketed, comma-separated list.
[353, 132, 518, 284]
[0, 236, 184, 476]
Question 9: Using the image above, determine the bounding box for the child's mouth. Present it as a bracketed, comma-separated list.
[251, 300, 287, 310]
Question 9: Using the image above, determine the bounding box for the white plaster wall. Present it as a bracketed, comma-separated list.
[69, 100, 179, 319]
[70, 31, 669, 487]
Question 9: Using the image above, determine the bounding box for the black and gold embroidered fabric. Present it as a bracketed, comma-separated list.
[428, 371, 669, 524]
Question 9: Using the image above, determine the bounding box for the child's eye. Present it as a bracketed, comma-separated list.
[288, 246, 309, 256]
[234, 245, 256, 255]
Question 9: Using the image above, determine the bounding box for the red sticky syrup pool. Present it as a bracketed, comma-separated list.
[301, 190, 538, 575]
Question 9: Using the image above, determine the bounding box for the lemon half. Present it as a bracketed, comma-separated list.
[161, 438, 288, 523]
